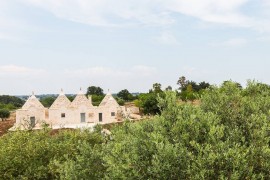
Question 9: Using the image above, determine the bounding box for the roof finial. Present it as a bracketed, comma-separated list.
[60, 88, 64, 95]
[78, 87, 83, 95]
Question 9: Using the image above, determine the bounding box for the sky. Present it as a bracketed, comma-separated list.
[0, 0, 270, 95]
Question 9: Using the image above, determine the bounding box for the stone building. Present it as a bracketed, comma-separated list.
[14, 89, 125, 130]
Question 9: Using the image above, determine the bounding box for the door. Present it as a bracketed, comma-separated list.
[80, 113, 86, 123]
[99, 113, 103, 122]
[30, 116, 35, 127]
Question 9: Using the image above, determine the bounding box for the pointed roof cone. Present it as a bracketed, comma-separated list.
[60, 88, 64, 96]
[22, 92, 45, 110]
[99, 91, 119, 107]
[70, 88, 93, 108]
[50, 89, 71, 109]
[77, 87, 84, 95]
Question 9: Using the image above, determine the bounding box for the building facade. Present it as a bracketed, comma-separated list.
[14, 90, 125, 130]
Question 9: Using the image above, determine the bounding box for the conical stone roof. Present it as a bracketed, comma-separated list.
[50, 90, 71, 109]
[99, 92, 119, 107]
[22, 93, 45, 110]
[70, 89, 93, 108]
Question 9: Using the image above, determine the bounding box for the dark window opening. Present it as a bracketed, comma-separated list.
[81, 113, 86, 123]
[61, 113, 66, 118]
[111, 112, 116, 116]
[30, 117, 35, 128]
[99, 113, 103, 122]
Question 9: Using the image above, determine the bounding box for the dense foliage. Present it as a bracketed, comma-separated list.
[0, 128, 105, 179]
[86, 86, 105, 96]
[1, 81, 270, 179]
[117, 89, 135, 102]
[135, 83, 166, 115]
[0, 95, 24, 110]
[0, 109, 10, 121]
[40, 96, 57, 107]
[177, 76, 211, 101]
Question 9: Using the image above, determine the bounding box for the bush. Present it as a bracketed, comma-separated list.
[0, 129, 105, 179]
[0, 95, 24, 108]
[1, 81, 270, 179]
[0, 109, 10, 121]
[104, 81, 270, 179]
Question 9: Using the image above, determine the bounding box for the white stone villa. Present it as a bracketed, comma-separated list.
[13, 89, 128, 130]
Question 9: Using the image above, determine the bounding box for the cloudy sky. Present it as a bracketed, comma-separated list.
[0, 0, 270, 95]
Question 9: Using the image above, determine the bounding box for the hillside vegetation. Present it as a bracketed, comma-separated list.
[0, 95, 24, 110]
[0, 81, 270, 179]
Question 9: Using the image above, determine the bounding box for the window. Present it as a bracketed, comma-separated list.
[61, 113, 65, 118]
[111, 112, 116, 117]
[30, 117, 35, 128]
[81, 113, 86, 123]
[99, 113, 103, 122]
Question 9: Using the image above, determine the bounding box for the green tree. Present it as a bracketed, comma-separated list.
[0, 129, 105, 179]
[86, 86, 105, 106]
[177, 76, 187, 90]
[117, 89, 134, 102]
[198, 81, 210, 90]
[67, 95, 75, 102]
[152, 83, 162, 93]
[86, 86, 104, 96]
[40, 96, 57, 107]
[0, 109, 10, 121]
[136, 93, 161, 115]
[165, 86, 173, 91]
[0, 95, 24, 108]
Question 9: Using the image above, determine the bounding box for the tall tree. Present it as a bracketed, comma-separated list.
[152, 83, 162, 93]
[198, 81, 210, 90]
[86, 86, 104, 96]
[165, 86, 173, 91]
[177, 76, 187, 91]
[117, 89, 133, 102]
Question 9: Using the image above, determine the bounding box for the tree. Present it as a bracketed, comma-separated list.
[0, 109, 10, 121]
[117, 89, 133, 102]
[0, 95, 24, 108]
[86, 86, 104, 96]
[40, 96, 57, 107]
[152, 83, 162, 93]
[86, 86, 105, 106]
[222, 81, 242, 89]
[198, 81, 210, 90]
[136, 93, 161, 115]
[165, 86, 173, 91]
[177, 76, 187, 91]
[67, 95, 75, 102]
[105, 82, 270, 179]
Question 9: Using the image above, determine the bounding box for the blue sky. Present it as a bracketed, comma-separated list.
[0, 0, 270, 95]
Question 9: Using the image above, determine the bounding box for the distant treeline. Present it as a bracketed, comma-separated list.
[0, 95, 24, 110]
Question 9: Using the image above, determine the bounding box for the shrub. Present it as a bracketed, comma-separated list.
[0, 109, 10, 121]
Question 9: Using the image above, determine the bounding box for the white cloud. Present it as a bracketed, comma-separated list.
[155, 31, 179, 45]
[0, 0, 268, 40]
[210, 38, 248, 47]
[14, 0, 268, 32]
[256, 36, 270, 42]
[0, 65, 46, 75]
